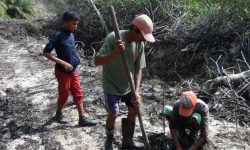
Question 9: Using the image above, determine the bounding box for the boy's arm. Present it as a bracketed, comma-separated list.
[43, 33, 73, 72]
[43, 53, 73, 72]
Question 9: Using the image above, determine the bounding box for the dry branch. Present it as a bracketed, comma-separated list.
[203, 70, 250, 94]
[87, 0, 109, 35]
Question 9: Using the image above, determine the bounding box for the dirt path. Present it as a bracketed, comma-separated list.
[0, 34, 249, 149]
[0, 37, 106, 149]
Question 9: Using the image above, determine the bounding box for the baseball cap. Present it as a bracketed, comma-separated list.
[132, 14, 155, 43]
[179, 91, 197, 117]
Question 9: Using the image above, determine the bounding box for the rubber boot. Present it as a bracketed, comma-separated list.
[122, 118, 144, 149]
[104, 128, 114, 150]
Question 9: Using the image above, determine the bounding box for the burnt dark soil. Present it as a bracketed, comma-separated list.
[0, 17, 249, 150]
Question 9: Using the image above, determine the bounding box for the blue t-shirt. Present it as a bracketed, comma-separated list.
[43, 28, 80, 73]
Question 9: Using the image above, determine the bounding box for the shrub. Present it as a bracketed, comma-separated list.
[0, 1, 9, 19]
[47, 0, 249, 79]
[0, 0, 35, 19]
[178, 0, 250, 25]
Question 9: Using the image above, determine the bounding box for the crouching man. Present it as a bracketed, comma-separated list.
[162, 91, 209, 150]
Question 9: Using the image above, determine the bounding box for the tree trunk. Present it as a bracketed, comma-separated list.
[88, 0, 109, 35]
[202, 70, 250, 96]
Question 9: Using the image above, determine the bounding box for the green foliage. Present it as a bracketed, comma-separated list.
[6, 0, 35, 17]
[178, 0, 250, 24]
[0, 1, 9, 19]
[91, 0, 163, 28]
[51, 0, 249, 28]
[93, 0, 249, 25]
[0, 0, 34, 19]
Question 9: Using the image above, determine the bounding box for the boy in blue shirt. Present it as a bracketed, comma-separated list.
[43, 11, 97, 127]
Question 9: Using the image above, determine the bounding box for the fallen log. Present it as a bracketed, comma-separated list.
[202, 70, 250, 95]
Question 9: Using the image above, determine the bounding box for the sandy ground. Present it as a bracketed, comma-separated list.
[0, 0, 249, 149]
[0, 36, 105, 149]
[0, 33, 249, 150]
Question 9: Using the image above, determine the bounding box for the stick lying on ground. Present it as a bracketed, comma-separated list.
[108, 5, 151, 150]
[203, 70, 250, 94]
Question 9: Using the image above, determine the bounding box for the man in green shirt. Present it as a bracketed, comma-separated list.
[95, 14, 155, 149]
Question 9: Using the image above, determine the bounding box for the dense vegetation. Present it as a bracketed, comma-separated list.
[0, 0, 34, 19]
[47, 0, 249, 80]
[1, 0, 249, 79]
[51, 0, 250, 25]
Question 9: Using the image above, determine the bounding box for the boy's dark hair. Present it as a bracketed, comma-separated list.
[63, 11, 79, 22]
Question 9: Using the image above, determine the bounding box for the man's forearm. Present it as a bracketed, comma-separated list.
[134, 69, 142, 93]
[195, 136, 206, 148]
[43, 53, 65, 66]
[170, 128, 182, 148]
[95, 51, 119, 66]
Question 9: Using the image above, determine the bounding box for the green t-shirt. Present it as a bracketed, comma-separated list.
[96, 30, 146, 95]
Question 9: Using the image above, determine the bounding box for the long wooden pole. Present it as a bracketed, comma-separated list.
[108, 5, 151, 150]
